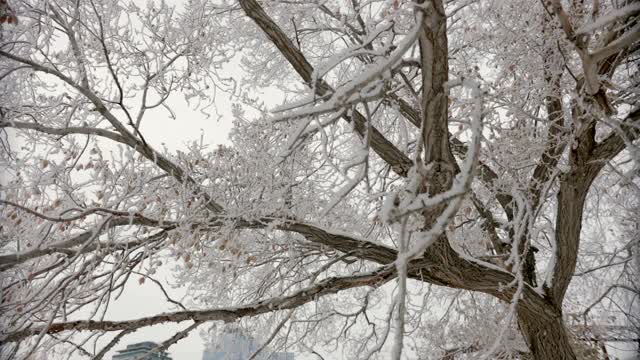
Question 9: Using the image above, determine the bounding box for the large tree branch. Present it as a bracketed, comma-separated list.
[0, 120, 128, 145]
[591, 22, 640, 63]
[1, 208, 520, 308]
[414, 6, 460, 285]
[1, 264, 397, 344]
[417, 0, 455, 171]
[549, 108, 639, 304]
[238, 0, 412, 177]
[516, 37, 567, 286]
[242, 217, 522, 302]
[0, 218, 174, 270]
[2, 244, 555, 346]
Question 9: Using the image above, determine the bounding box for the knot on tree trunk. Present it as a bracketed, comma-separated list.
[423, 160, 455, 196]
[420, 160, 455, 230]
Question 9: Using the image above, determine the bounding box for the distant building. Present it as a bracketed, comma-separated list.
[112, 342, 172, 360]
[202, 329, 294, 360]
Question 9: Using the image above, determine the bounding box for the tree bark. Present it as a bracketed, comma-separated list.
[517, 304, 577, 360]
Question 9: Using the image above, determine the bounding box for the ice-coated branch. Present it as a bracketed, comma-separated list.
[1, 265, 396, 344]
[238, 0, 413, 177]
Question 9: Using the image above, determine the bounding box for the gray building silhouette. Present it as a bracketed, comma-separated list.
[112, 342, 171, 360]
[202, 329, 294, 360]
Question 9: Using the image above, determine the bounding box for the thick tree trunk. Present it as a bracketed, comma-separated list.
[516, 128, 598, 360]
[517, 305, 577, 360]
[415, 2, 578, 358]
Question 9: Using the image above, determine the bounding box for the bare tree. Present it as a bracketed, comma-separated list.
[1, 0, 639, 359]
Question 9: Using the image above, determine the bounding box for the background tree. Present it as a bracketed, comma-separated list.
[1, 0, 639, 359]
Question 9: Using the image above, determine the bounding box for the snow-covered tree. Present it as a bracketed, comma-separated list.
[1, 0, 638, 359]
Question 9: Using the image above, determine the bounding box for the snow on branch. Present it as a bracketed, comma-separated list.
[1, 265, 396, 344]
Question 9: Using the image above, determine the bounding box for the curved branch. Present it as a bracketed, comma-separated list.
[0, 120, 129, 145]
[1, 265, 397, 344]
[0, 217, 173, 270]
